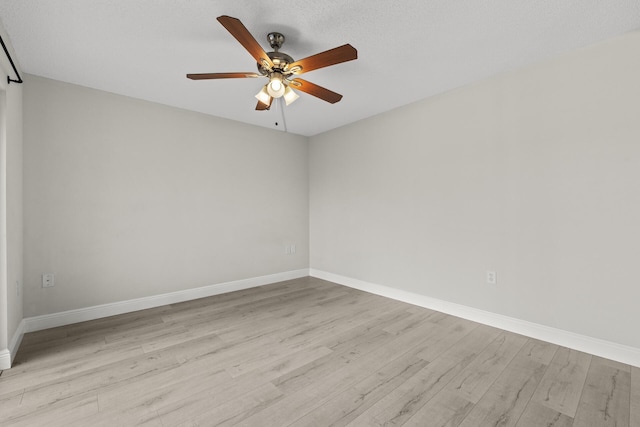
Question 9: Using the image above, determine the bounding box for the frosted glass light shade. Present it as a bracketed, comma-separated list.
[255, 85, 271, 104]
[283, 86, 299, 106]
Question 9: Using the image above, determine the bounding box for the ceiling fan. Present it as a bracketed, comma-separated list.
[187, 15, 358, 111]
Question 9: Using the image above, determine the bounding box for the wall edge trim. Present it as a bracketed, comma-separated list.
[0, 318, 25, 369]
[0, 350, 10, 370]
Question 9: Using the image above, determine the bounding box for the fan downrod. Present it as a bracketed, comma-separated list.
[267, 32, 285, 51]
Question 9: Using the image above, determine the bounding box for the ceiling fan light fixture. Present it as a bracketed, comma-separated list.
[283, 86, 299, 106]
[187, 16, 358, 110]
[266, 73, 286, 98]
[255, 85, 271, 104]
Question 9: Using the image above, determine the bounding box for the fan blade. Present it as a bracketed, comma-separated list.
[289, 78, 343, 103]
[217, 16, 275, 69]
[187, 72, 262, 80]
[256, 97, 272, 110]
[287, 44, 357, 75]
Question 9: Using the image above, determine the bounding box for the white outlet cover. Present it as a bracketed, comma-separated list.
[486, 271, 497, 285]
[42, 273, 55, 288]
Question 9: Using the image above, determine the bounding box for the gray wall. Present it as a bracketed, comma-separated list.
[5, 74, 22, 345]
[23, 75, 309, 316]
[0, 19, 23, 362]
[310, 30, 640, 348]
[14, 29, 640, 356]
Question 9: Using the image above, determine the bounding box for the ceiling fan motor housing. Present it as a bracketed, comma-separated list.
[257, 32, 295, 76]
[258, 51, 294, 75]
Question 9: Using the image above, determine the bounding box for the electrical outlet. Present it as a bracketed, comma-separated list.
[291, 244, 296, 254]
[284, 244, 290, 255]
[486, 270, 497, 285]
[42, 273, 55, 288]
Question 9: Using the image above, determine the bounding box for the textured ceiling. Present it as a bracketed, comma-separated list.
[1, 1, 639, 136]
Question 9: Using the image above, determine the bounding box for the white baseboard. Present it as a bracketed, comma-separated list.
[15, 268, 640, 369]
[309, 269, 640, 368]
[24, 269, 309, 334]
[0, 318, 25, 370]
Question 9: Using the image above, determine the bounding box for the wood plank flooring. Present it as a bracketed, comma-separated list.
[0, 277, 636, 426]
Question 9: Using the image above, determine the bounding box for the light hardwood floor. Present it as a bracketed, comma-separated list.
[1, 277, 637, 426]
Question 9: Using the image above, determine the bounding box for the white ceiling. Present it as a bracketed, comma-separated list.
[1, 1, 639, 137]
